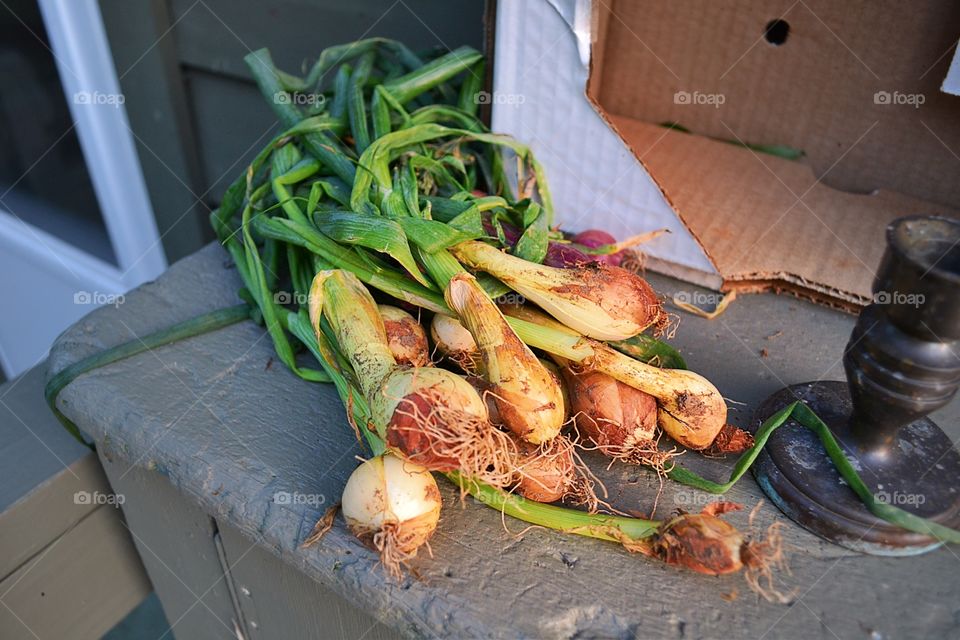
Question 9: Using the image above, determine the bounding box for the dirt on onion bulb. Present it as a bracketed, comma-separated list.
[309, 270, 515, 485]
[451, 240, 665, 341]
[445, 273, 565, 444]
[341, 453, 442, 577]
[379, 305, 430, 367]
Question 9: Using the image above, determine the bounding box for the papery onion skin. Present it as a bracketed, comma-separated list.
[651, 511, 745, 575]
[373, 367, 487, 468]
[451, 240, 663, 341]
[430, 313, 482, 374]
[539, 359, 570, 422]
[373, 367, 517, 487]
[464, 375, 502, 426]
[562, 367, 658, 455]
[379, 305, 430, 367]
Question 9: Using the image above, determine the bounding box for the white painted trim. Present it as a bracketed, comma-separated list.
[37, 0, 167, 286]
[0, 210, 126, 292]
[0, 210, 127, 376]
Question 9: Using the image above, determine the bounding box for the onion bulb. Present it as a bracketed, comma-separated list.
[591, 346, 727, 450]
[309, 270, 515, 485]
[379, 305, 430, 367]
[512, 437, 574, 503]
[561, 366, 669, 465]
[341, 453, 442, 577]
[509, 434, 600, 510]
[501, 305, 727, 450]
[430, 313, 482, 374]
[372, 366, 515, 485]
[451, 240, 664, 341]
[445, 273, 565, 444]
[648, 503, 786, 591]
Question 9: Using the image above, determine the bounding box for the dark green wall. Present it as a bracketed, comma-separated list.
[101, 0, 486, 262]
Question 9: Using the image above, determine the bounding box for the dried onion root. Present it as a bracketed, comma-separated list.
[703, 423, 755, 456]
[509, 434, 602, 512]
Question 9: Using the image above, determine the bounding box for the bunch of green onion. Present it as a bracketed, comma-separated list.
[43, 37, 958, 593]
[209, 38, 777, 584]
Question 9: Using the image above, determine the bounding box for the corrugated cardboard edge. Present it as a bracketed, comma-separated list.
[582, 0, 959, 311]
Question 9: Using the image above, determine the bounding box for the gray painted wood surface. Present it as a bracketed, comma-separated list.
[97, 450, 244, 639]
[0, 506, 151, 640]
[0, 367, 151, 639]
[219, 522, 400, 640]
[46, 243, 960, 639]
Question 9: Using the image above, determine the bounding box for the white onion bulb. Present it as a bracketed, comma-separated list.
[341, 454, 442, 576]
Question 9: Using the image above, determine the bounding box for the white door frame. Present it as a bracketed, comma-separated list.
[0, 0, 167, 377]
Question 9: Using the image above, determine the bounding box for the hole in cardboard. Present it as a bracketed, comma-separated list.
[585, 1, 960, 308]
[764, 19, 790, 45]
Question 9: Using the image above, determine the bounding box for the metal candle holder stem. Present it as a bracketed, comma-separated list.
[752, 216, 960, 555]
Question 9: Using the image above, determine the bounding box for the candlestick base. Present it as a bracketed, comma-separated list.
[752, 381, 960, 555]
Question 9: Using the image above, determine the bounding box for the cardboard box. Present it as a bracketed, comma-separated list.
[492, 0, 960, 310]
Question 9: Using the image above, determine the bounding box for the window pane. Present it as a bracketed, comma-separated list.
[0, 0, 116, 264]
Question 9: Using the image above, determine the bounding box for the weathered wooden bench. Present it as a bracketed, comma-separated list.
[45, 243, 960, 639]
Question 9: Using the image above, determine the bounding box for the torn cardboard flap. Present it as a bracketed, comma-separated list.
[606, 115, 957, 309]
[586, 0, 960, 308]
